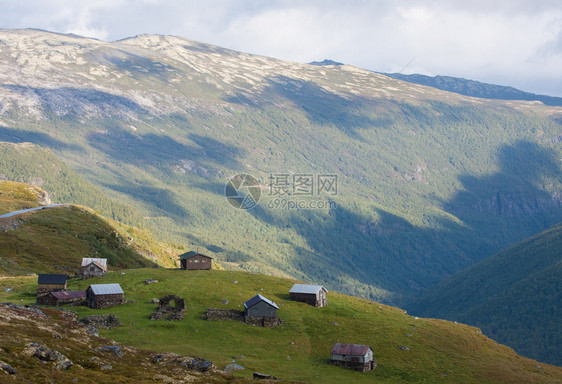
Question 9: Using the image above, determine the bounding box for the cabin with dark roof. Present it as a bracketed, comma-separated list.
[179, 251, 212, 270]
[289, 283, 328, 307]
[86, 283, 125, 309]
[81, 257, 108, 278]
[37, 290, 86, 306]
[243, 294, 282, 327]
[37, 274, 67, 296]
[329, 343, 376, 372]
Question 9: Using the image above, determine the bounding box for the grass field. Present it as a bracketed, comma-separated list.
[1, 269, 560, 384]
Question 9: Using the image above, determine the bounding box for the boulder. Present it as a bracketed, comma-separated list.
[80, 314, 121, 329]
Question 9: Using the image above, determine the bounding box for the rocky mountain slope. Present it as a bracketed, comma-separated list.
[385, 73, 562, 107]
[0, 29, 560, 305]
[408, 222, 562, 366]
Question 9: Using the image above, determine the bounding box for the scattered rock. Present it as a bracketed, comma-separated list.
[0, 361, 17, 374]
[80, 314, 121, 329]
[145, 279, 158, 285]
[220, 299, 229, 305]
[406, 334, 413, 337]
[26, 342, 73, 370]
[100, 364, 113, 370]
[85, 325, 99, 337]
[253, 371, 279, 380]
[150, 298, 160, 304]
[232, 280, 238, 284]
[399, 346, 410, 351]
[92, 345, 123, 358]
[181, 358, 214, 372]
[152, 354, 165, 364]
[331, 322, 340, 326]
[120, 272, 125, 276]
[232, 355, 246, 360]
[224, 363, 245, 373]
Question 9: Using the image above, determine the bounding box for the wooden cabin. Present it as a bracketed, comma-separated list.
[289, 283, 328, 307]
[86, 283, 125, 309]
[179, 251, 212, 270]
[81, 258, 108, 278]
[329, 343, 376, 372]
[37, 290, 86, 306]
[243, 294, 279, 326]
[37, 274, 67, 295]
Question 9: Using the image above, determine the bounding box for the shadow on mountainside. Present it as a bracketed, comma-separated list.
[0, 126, 82, 151]
[225, 75, 394, 138]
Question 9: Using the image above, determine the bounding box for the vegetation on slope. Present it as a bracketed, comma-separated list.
[0, 303, 254, 383]
[0, 30, 561, 306]
[408, 222, 562, 366]
[0, 180, 183, 274]
[1, 269, 561, 383]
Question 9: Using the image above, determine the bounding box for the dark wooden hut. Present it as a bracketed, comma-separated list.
[289, 283, 328, 307]
[86, 283, 125, 309]
[37, 290, 86, 306]
[37, 274, 67, 295]
[179, 251, 212, 270]
[243, 294, 280, 326]
[81, 258, 108, 278]
[329, 343, 376, 372]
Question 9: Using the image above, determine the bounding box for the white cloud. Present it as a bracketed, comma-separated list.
[1, 0, 561, 96]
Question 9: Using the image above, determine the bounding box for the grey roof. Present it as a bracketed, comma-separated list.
[179, 251, 213, 260]
[331, 343, 372, 356]
[244, 294, 279, 310]
[81, 258, 108, 270]
[289, 283, 327, 294]
[37, 274, 67, 285]
[89, 283, 124, 296]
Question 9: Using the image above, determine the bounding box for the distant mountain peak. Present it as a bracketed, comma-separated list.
[385, 72, 562, 106]
[309, 59, 344, 66]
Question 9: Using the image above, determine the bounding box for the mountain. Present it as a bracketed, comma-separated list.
[408, 222, 562, 366]
[0, 180, 181, 273]
[2, 268, 562, 383]
[385, 73, 562, 107]
[0, 29, 561, 305]
[309, 59, 344, 66]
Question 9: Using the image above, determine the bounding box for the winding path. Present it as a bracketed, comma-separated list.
[0, 204, 65, 219]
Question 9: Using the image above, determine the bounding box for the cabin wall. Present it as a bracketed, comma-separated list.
[246, 301, 277, 318]
[86, 290, 125, 309]
[182, 255, 212, 270]
[289, 291, 328, 307]
[37, 283, 66, 295]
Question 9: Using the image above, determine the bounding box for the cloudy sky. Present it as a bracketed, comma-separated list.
[3, 0, 562, 96]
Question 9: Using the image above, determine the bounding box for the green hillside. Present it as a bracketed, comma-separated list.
[0, 180, 184, 274]
[1, 269, 561, 383]
[0, 29, 561, 305]
[408, 223, 562, 366]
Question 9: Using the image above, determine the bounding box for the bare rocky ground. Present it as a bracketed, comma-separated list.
[0, 303, 269, 383]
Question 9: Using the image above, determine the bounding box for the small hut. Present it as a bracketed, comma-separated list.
[86, 283, 125, 309]
[329, 343, 376, 372]
[243, 294, 281, 326]
[179, 251, 212, 270]
[289, 283, 328, 307]
[81, 258, 108, 278]
[37, 274, 67, 295]
[37, 290, 86, 306]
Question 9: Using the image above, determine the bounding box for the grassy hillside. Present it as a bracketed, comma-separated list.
[0, 29, 561, 305]
[0, 303, 254, 383]
[0, 180, 184, 274]
[1, 269, 561, 383]
[408, 223, 562, 366]
[0, 179, 49, 214]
